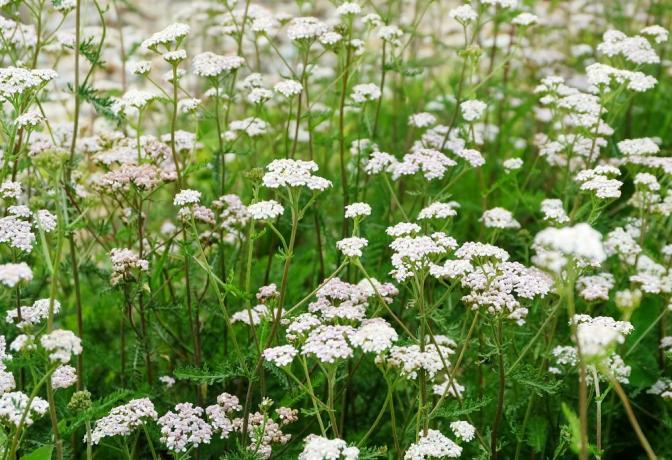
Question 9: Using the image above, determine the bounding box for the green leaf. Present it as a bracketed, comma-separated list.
[526, 416, 548, 453]
[561, 403, 581, 454]
[20, 445, 53, 460]
[511, 365, 562, 396]
[174, 361, 250, 385]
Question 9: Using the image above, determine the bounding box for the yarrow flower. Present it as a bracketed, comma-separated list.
[0, 392, 48, 427]
[158, 403, 212, 452]
[336, 237, 368, 258]
[0, 262, 32, 287]
[141, 23, 190, 51]
[532, 223, 606, 273]
[344, 202, 372, 218]
[351, 83, 381, 103]
[480, 207, 520, 229]
[109, 248, 149, 285]
[262, 159, 331, 191]
[460, 99, 487, 122]
[173, 189, 201, 207]
[192, 52, 244, 78]
[40, 329, 82, 363]
[299, 434, 360, 460]
[404, 429, 462, 459]
[91, 398, 158, 444]
[248, 200, 284, 220]
[263, 345, 298, 367]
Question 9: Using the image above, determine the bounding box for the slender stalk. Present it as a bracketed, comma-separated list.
[491, 317, 505, 459]
[609, 373, 657, 460]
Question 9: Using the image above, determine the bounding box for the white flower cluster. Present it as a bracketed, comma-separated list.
[158, 403, 213, 452]
[351, 83, 381, 103]
[192, 52, 244, 78]
[336, 237, 368, 258]
[262, 159, 332, 191]
[40, 329, 82, 363]
[141, 23, 190, 51]
[0, 391, 48, 427]
[574, 314, 633, 359]
[389, 226, 457, 282]
[404, 429, 462, 459]
[344, 202, 372, 218]
[6, 298, 61, 329]
[299, 434, 360, 460]
[109, 248, 149, 285]
[91, 398, 158, 444]
[418, 202, 459, 220]
[480, 207, 520, 229]
[577, 273, 614, 301]
[597, 29, 660, 65]
[575, 165, 622, 199]
[532, 223, 606, 273]
[248, 200, 284, 220]
[540, 199, 569, 224]
[0, 262, 32, 287]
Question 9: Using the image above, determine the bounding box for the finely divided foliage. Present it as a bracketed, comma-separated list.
[0, 0, 671, 459]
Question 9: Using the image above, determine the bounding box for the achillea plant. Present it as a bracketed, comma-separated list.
[0, 0, 671, 459]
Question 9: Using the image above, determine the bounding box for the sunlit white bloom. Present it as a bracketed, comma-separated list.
[449, 4, 477, 24]
[404, 429, 462, 459]
[248, 200, 284, 220]
[345, 202, 372, 218]
[336, 237, 368, 258]
[263, 345, 298, 367]
[460, 99, 487, 122]
[480, 207, 520, 229]
[450, 420, 475, 442]
[141, 23, 190, 51]
[0, 262, 32, 287]
[299, 434, 359, 460]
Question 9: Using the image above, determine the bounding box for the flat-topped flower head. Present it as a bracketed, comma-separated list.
[0, 392, 48, 427]
[109, 248, 149, 285]
[141, 23, 190, 51]
[6, 298, 61, 329]
[336, 237, 368, 258]
[40, 329, 82, 363]
[597, 29, 660, 65]
[350, 318, 398, 353]
[273, 79, 303, 98]
[193, 52, 244, 78]
[344, 202, 372, 219]
[0, 262, 32, 287]
[0, 181, 21, 199]
[404, 429, 462, 459]
[0, 67, 57, 101]
[301, 325, 356, 363]
[287, 17, 328, 42]
[640, 25, 668, 44]
[540, 199, 569, 224]
[158, 403, 212, 452]
[460, 99, 487, 122]
[262, 159, 331, 191]
[299, 434, 359, 460]
[263, 345, 297, 367]
[248, 200, 284, 220]
[449, 4, 477, 24]
[418, 202, 459, 220]
[573, 314, 633, 359]
[351, 83, 381, 103]
[532, 223, 606, 273]
[173, 189, 201, 207]
[91, 398, 158, 444]
[111, 90, 158, 116]
[481, 207, 520, 229]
